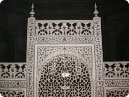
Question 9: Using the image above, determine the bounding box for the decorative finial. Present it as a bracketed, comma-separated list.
[30, 3, 35, 17]
[94, 3, 99, 17]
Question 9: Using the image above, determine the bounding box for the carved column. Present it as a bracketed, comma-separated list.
[26, 3, 36, 97]
[93, 3, 104, 97]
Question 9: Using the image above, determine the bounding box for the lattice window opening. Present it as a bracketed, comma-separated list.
[0, 63, 26, 79]
[0, 90, 25, 97]
[35, 21, 94, 36]
[38, 55, 92, 97]
[104, 62, 129, 79]
[106, 89, 129, 97]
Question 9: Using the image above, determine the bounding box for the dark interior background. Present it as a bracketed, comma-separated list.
[0, 0, 129, 62]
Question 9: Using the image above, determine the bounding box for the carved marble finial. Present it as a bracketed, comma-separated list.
[94, 3, 99, 17]
[30, 3, 35, 17]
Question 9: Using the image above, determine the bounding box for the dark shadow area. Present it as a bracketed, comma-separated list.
[0, 0, 129, 62]
[116, 25, 129, 61]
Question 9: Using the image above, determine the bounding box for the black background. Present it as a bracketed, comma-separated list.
[0, 0, 129, 62]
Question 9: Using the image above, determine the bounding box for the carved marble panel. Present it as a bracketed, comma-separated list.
[103, 62, 129, 79]
[0, 63, 26, 80]
[105, 88, 129, 97]
[0, 88, 26, 97]
[35, 20, 93, 36]
[34, 44, 95, 97]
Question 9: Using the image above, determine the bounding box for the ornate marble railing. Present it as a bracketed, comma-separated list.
[103, 62, 129, 97]
[0, 63, 26, 80]
[103, 62, 129, 79]
[35, 20, 94, 36]
[0, 63, 27, 97]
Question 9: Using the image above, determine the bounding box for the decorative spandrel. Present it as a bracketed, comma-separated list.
[38, 55, 91, 97]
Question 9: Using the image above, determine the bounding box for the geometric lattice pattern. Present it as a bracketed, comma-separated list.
[38, 55, 91, 97]
[105, 88, 129, 97]
[0, 89, 25, 97]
